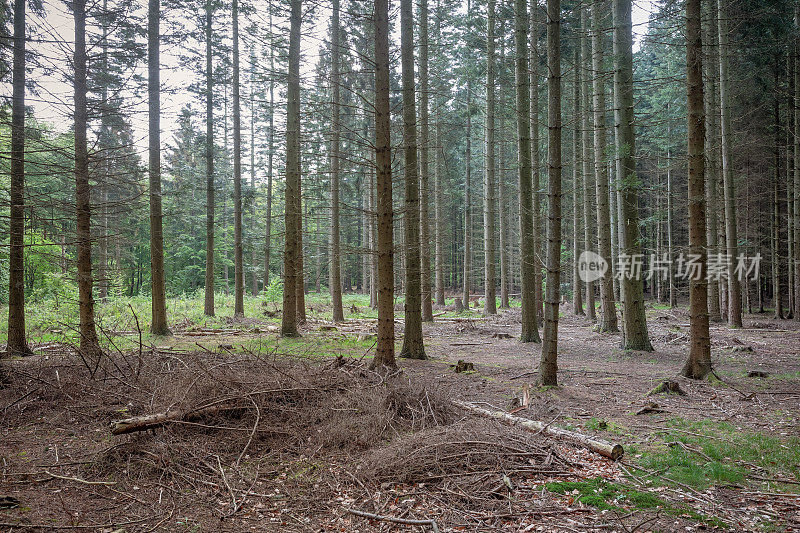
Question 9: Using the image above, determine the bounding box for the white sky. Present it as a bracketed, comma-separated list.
[25, 0, 656, 160]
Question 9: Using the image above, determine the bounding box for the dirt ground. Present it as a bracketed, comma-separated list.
[1, 304, 799, 532]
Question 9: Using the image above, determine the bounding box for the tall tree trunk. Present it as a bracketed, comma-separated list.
[517, 0, 541, 342]
[232, 0, 244, 317]
[581, 7, 596, 322]
[484, 0, 498, 316]
[329, 0, 344, 322]
[281, 0, 302, 337]
[420, 0, 434, 320]
[682, 0, 711, 379]
[372, 0, 396, 369]
[531, 1, 544, 320]
[667, 145, 677, 307]
[435, 98, 446, 306]
[399, 0, 426, 359]
[98, 0, 109, 302]
[704, 2, 721, 322]
[573, 48, 585, 316]
[264, 11, 275, 291]
[74, 0, 102, 359]
[610, 159, 620, 299]
[613, 0, 652, 350]
[498, 62, 509, 310]
[789, 52, 795, 319]
[592, 0, 618, 332]
[370, 167, 378, 309]
[540, 0, 562, 386]
[204, 0, 215, 316]
[434, 2, 446, 307]
[148, 0, 170, 335]
[7, 0, 32, 358]
[250, 57, 258, 297]
[463, 76, 472, 308]
[795, 5, 800, 321]
[296, 198, 306, 323]
[717, 0, 742, 327]
[773, 67, 784, 319]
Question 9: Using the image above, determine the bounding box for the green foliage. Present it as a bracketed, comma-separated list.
[262, 277, 283, 306]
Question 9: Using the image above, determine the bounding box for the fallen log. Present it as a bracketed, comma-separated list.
[453, 400, 623, 460]
[110, 387, 316, 436]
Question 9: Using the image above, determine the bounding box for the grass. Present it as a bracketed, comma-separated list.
[633, 418, 800, 492]
[585, 417, 624, 435]
[544, 478, 719, 524]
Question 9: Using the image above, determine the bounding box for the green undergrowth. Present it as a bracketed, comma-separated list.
[633, 418, 800, 492]
[545, 478, 720, 525]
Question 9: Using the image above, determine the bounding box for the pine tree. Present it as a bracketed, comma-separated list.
[484, 0, 498, 316]
[371, 0, 396, 370]
[613, 0, 652, 351]
[329, 0, 345, 322]
[203, 0, 215, 317]
[7, 0, 33, 358]
[281, 0, 302, 338]
[74, 0, 103, 359]
[540, 0, 562, 386]
[148, 0, 170, 335]
[400, 0, 426, 360]
[682, 0, 711, 379]
[517, 0, 541, 342]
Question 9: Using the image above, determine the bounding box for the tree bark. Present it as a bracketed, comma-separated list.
[463, 77, 472, 308]
[484, 0, 498, 316]
[204, 0, 215, 317]
[540, 0, 562, 386]
[7, 0, 32, 358]
[434, 2, 446, 307]
[613, 0, 652, 350]
[773, 65, 784, 320]
[281, 0, 302, 337]
[74, 0, 103, 359]
[682, 0, 711, 379]
[329, 0, 344, 322]
[148, 0, 170, 335]
[420, 0, 434, 321]
[717, 0, 742, 327]
[517, 0, 541, 342]
[264, 11, 275, 291]
[796, 6, 800, 321]
[371, 0, 396, 370]
[531, 1, 544, 321]
[250, 55, 258, 297]
[573, 48, 585, 316]
[454, 401, 623, 459]
[704, 3, 721, 322]
[581, 7, 596, 322]
[591, 0, 618, 332]
[232, 0, 244, 317]
[399, 0, 426, 360]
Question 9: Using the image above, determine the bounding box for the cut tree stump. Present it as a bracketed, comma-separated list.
[453, 400, 624, 460]
[452, 360, 475, 373]
[635, 402, 668, 415]
[646, 380, 687, 396]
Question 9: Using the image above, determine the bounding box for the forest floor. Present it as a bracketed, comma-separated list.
[1, 295, 799, 532]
